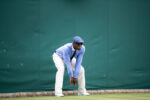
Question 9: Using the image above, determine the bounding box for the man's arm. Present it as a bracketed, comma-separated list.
[63, 51, 76, 86]
[63, 51, 73, 78]
[73, 48, 85, 78]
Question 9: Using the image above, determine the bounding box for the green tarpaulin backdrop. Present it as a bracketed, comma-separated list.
[0, 0, 150, 93]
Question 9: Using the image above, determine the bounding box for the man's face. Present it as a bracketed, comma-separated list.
[73, 42, 83, 50]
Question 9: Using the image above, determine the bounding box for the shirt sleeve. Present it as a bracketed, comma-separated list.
[73, 48, 85, 78]
[63, 50, 73, 78]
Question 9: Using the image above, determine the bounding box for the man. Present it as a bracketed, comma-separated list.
[52, 36, 90, 97]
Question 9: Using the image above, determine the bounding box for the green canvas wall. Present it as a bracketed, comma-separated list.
[0, 0, 150, 93]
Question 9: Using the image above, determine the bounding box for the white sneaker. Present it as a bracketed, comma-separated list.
[55, 94, 64, 97]
[78, 92, 90, 96]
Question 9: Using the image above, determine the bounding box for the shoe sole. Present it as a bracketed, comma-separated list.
[78, 94, 90, 96]
[55, 96, 64, 97]
[55, 94, 64, 97]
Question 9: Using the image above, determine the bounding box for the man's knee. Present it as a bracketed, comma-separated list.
[57, 66, 65, 72]
[71, 58, 76, 66]
[80, 66, 85, 74]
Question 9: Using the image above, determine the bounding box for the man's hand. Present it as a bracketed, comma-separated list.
[73, 78, 77, 86]
[70, 77, 74, 86]
[70, 77, 77, 86]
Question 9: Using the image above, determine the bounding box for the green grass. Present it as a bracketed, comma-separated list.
[0, 93, 150, 100]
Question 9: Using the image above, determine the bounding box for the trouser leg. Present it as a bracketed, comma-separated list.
[71, 58, 87, 93]
[52, 53, 65, 94]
